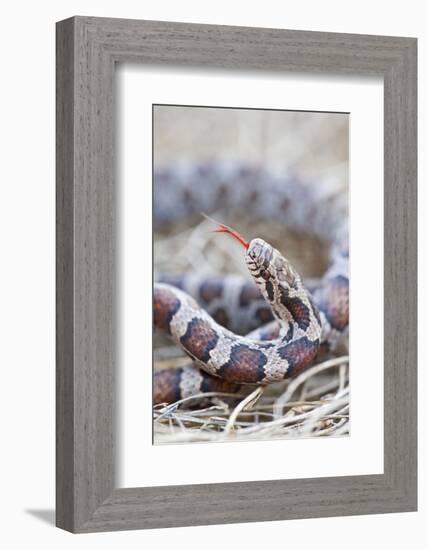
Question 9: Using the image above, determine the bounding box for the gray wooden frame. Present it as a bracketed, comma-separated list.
[56, 16, 417, 533]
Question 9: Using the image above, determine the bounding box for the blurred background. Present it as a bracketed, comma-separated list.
[153, 105, 349, 281]
[154, 105, 348, 179]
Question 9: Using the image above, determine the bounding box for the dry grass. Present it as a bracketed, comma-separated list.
[153, 356, 349, 444]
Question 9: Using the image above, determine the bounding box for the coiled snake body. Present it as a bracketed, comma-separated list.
[153, 161, 349, 404]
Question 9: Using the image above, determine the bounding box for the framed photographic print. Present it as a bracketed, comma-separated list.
[56, 16, 417, 532]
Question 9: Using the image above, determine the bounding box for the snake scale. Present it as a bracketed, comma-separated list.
[153, 161, 349, 405]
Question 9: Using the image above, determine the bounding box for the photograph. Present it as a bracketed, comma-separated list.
[152, 104, 349, 444]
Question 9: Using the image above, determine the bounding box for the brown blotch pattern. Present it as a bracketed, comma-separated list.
[153, 286, 181, 333]
[212, 307, 230, 328]
[319, 275, 349, 331]
[153, 366, 241, 406]
[277, 337, 319, 377]
[239, 282, 263, 307]
[200, 371, 241, 394]
[153, 368, 183, 405]
[199, 279, 224, 303]
[280, 291, 311, 331]
[255, 306, 274, 325]
[218, 344, 267, 383]
[180, 318, 219, 363]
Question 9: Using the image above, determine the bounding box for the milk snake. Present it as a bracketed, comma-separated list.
[153, 161, 348, 405]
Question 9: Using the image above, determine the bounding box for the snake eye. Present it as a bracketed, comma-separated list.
[261, 269, 271, 281]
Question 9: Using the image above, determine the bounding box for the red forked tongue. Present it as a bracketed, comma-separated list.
[213, 223, 250, 249]
[202, 213, 249, 250]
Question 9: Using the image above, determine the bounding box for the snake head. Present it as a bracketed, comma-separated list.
[246, 238, 274, 281]
[246, 238, 300, 291]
